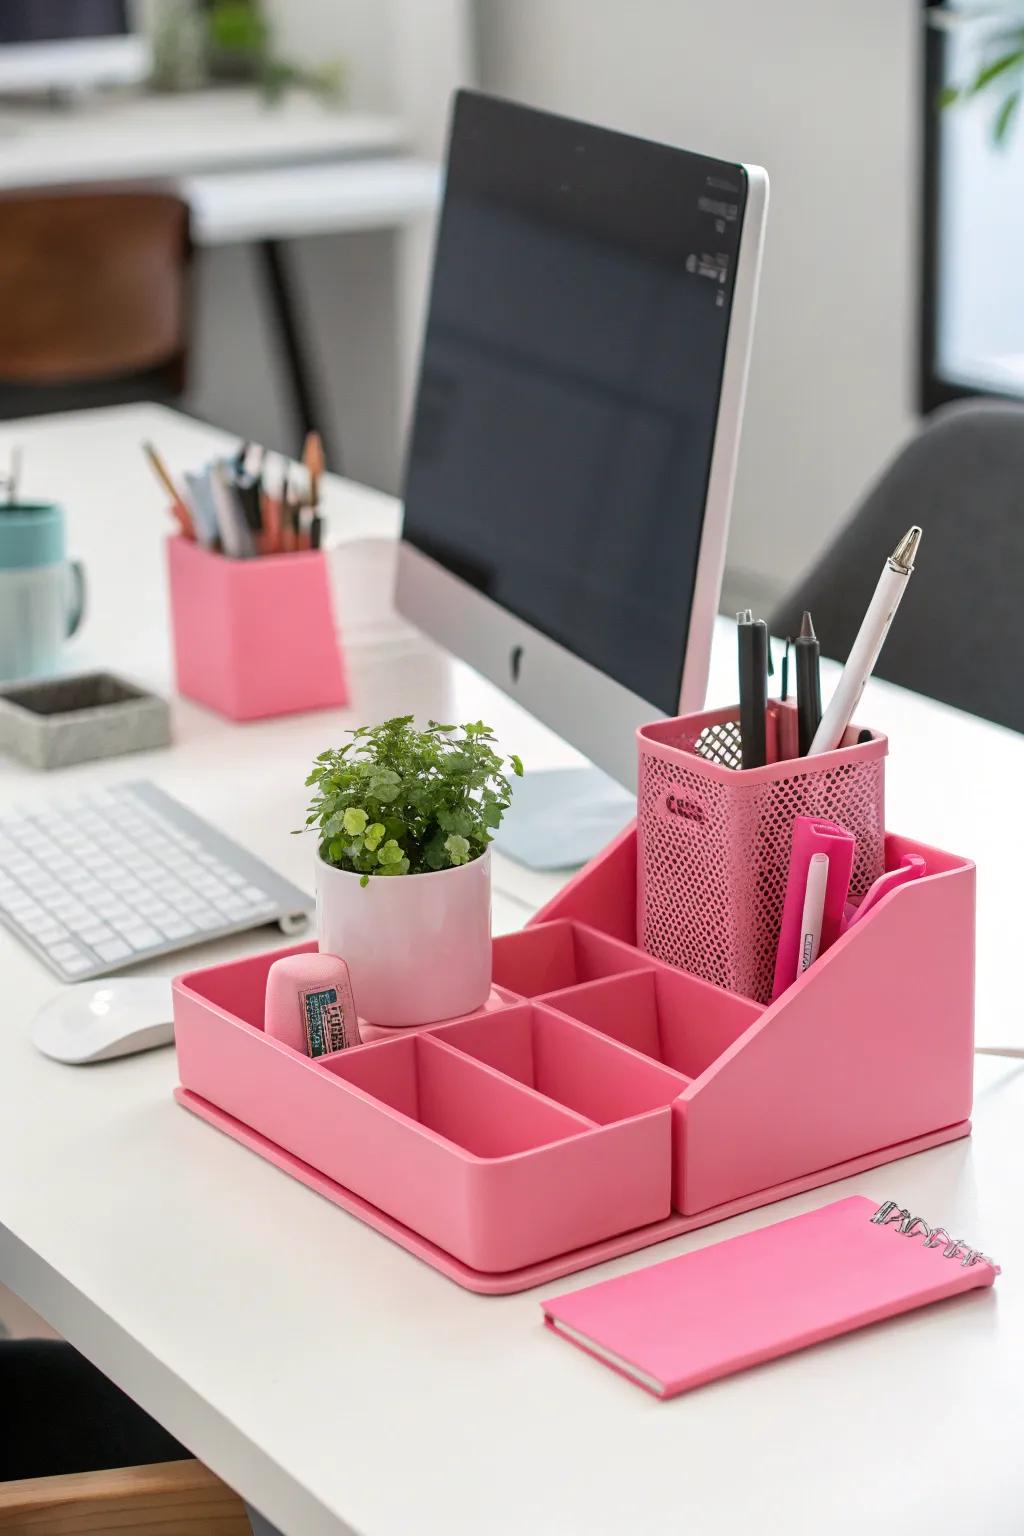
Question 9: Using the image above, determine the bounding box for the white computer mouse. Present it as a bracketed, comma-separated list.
[31, 978, 175, 1065]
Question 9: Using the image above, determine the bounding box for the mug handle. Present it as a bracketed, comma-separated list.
[66, 560, 86, 638]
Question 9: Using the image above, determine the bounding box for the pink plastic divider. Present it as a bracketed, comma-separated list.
[323, 1032, 586, 1158]
[543, 967, 763, 1081]
[433, 1003, 689, 1126]
[491, 920, 650, 998]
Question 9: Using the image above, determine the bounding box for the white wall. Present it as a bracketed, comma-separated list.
[476, 0, 920, 612]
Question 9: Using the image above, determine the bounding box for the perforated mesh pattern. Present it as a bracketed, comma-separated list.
[694, 719, 743, 770]
[638, 716, 885, 1004]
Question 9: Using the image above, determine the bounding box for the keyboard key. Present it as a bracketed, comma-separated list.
[65, 915, 99, 936]
[155, 915, 196, 939]
[79, 924, 115, 945]
[49, 941, 86, 964]
[94, 938, 132, 963]
[241, 885, 270, 904]
[189, 908, 224, 931]
[119, 924, 162, 950]
[33, 921, 69, 945]
[60, 955, 93, 976]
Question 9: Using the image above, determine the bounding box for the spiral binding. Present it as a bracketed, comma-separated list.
[871, 1200, 994, 1269]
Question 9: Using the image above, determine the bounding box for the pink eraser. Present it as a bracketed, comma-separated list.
[265, 952, 360, 1055]
[771, 816, 856, 1000]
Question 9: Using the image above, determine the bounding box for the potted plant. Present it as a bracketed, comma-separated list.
[304, 716, 523, 1028]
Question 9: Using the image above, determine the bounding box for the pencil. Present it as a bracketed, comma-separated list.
[142, 441, 194, 539]
[302, 430, 325, 509]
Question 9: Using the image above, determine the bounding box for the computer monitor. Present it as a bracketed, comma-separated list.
[396, 91, 768, 801]
[0, 1, 148, 97]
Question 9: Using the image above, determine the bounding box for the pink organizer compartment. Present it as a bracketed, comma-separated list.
[434, 1002, 689, 1125]
[536, 826, 976, 1217]
[544, 967, 763, 1084]
[166, 534, 348, 721]
[534, 971, 762, 1210]
[173, 950, 671, 1273]
[491, 920, 651, 998]
[325, 1033, 671, 1270]
[637, 701, 887, 1003]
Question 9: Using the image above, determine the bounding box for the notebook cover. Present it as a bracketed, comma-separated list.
[542, 1195, 998, 1399]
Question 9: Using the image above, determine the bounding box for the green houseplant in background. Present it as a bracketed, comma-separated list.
[938, 4, 1024, 144]
[151, 0, 344, 103]
[306, 718, 523, 1029]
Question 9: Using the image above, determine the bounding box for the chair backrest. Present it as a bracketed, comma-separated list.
[0, 189, 191, 387]
[770, 400, 1024, 734]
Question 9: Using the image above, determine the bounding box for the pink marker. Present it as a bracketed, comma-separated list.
[844, 854, 927, 931]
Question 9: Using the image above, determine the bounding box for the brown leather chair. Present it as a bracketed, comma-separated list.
[0, 188, 192, 417]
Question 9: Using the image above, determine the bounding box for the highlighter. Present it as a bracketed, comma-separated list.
[771, 816, 856, 999]
[265, 952, 360, 1056]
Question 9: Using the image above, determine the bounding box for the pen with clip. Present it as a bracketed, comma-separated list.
[795, 610, 822, 756]
[737, 609, 768, 769]
[808, 526, 921, 755]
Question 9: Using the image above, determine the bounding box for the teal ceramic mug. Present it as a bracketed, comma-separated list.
[0, 504, 86, 682]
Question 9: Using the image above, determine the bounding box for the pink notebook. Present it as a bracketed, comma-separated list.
[542, 1196, 998, 1399]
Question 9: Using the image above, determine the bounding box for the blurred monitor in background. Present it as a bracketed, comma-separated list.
[0, 0, 149, 97]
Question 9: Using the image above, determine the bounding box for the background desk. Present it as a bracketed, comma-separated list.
[0, 406, 1021, 1536]
[0, 90, 441, 471]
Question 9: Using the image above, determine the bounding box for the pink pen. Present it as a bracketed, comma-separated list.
[843, 854, 927, 931]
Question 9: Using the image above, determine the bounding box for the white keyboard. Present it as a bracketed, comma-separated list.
[0, 781, 312, 981]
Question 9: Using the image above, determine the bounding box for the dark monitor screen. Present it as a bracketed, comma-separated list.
[402, 91, 749, 714]
[0, 1, 128, 44]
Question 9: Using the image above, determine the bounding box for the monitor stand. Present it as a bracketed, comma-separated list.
[493, 767, 636, 872]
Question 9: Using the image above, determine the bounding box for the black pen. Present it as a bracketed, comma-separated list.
[795, 610, 822, 756]
[737, 609, 768, 769]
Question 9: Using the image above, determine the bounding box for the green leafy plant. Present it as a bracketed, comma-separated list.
[303, 717, 523, 886]
[938, 8, 1024, 145]
[152, 0, 345, 104]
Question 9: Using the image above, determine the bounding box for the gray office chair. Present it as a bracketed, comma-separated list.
[771, 400, 1024, 734]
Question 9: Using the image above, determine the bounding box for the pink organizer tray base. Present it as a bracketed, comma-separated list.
[172, 826, 976, 1292]
[176, 1087, 968, 1294]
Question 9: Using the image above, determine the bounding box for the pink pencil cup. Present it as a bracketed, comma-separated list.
[637, 701, 887, 1004]
[166, 535, 348, 721]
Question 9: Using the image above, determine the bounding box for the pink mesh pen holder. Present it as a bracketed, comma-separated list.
[637, 702, 887, 1004]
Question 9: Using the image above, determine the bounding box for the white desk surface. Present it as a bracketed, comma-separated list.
[0, 406, 1022, 1536]
[0, 89, 405, 191]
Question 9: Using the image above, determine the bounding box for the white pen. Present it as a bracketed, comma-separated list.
[807, 526, 921, 755]
[799, 852, 830, 973]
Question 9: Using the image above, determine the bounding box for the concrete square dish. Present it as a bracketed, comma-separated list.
[0, 673, 171, 770]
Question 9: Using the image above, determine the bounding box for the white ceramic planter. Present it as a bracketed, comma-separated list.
[316, 848, 492, 1027]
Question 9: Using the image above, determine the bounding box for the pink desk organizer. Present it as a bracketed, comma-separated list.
[638, 701, 887, 1003]
[173, 823, 975, 1294]
[166, 535, 348, 721]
